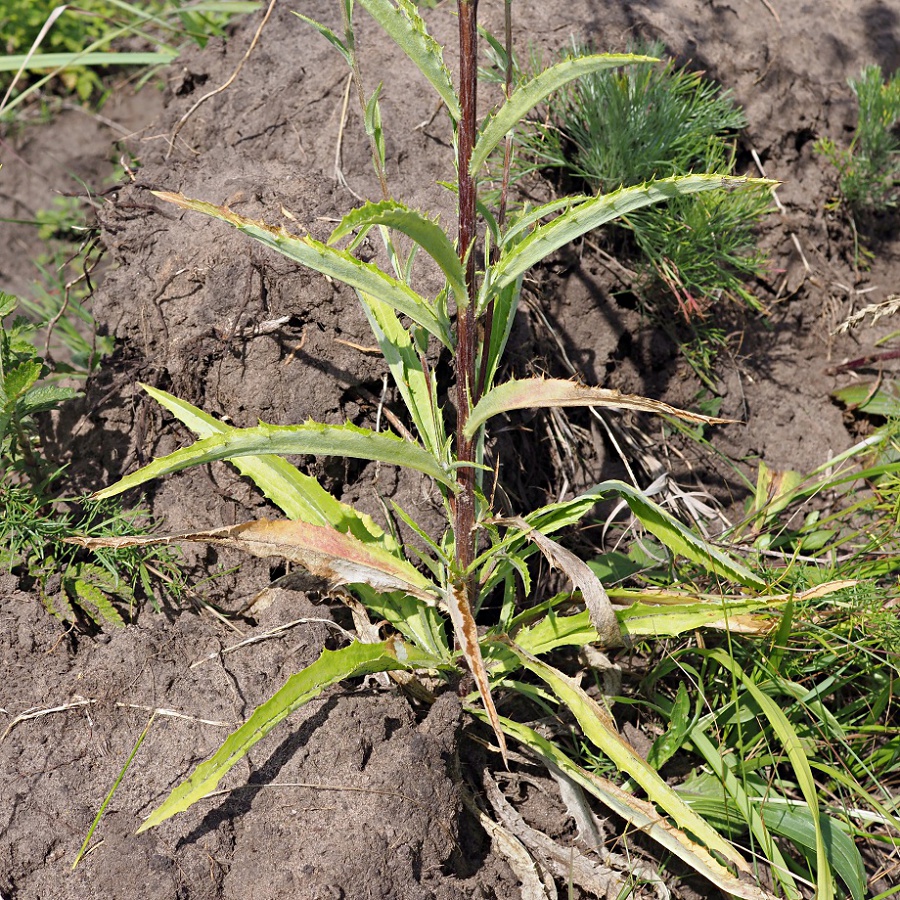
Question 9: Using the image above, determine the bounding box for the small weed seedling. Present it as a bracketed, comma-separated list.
[74, 3, 857, 896]
[816, 64, 900, 215]
[0, 292, 180, 625]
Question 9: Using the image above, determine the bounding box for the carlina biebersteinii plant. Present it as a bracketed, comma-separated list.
[71, 3, 851, 897]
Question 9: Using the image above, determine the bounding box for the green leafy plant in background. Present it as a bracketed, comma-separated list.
[1, 292, 181, 626]
[0, 0, 259, 113]
[72, 2, 871, 896]
[816, 65, 900, 214]
[14, 195, 115, 374]
[499, 40, 771, 323]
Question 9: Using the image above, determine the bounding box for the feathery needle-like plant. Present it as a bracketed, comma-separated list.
[69, 3, 844, 895]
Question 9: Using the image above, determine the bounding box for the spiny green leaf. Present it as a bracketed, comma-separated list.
[597, 479, 766, 590]
[492, 175, 770, 291]
[92, 419, 455, 500]
[153, 192, 452, 347]
[470, 53, 655, 174]
[465, 376, 731, 439]
[137, 638, 443, 832]
[139, 384, 396, 549]
[330, 201, 468, 309]
[356, 0, 460, 120]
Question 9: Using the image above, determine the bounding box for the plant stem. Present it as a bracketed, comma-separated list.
[455, 0, 478, 575]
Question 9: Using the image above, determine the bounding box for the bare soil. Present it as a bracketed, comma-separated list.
[2, 1, 899, 897]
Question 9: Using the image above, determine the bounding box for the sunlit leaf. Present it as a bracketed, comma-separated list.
[91, 418, 455, 500]
[500, 641, 750, 871]
[492, 176, 769, 290]
[137, 384, 395, 547]
[330, 200, 468, 309]
[153, 192, 452, 346]
[356, 0, 460, 120]
[492, 717, 776, 899]
[137, 638, 443, 831]
[470, 53, 655, 174]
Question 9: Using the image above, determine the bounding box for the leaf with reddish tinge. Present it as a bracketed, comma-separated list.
[465, 377, 733, 439]
[445, 581, 507, 763]
[69, 519, 439, 603]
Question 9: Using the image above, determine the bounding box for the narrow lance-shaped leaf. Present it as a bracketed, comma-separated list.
[500, 640, 751, 872]
[470, 54, 655, 175]
[598, 479, 766, 590]
[291, 11, 353, 66]
[465, 376, 732, 439]
[0, 51, 177, 73]
[69, 519, 440, 603]
[138, 638, 443, 832]
[92, 419, 455, 501]
[330, 200, 468, 309]
[356, 0, 460, 120]
[138, 383, 396, 547]
[357, 295, 444, 456]
[153, 192, 452, 347]
[493, 175, 771, 291]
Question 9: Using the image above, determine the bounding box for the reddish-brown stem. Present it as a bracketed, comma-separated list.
[455, 0, 479, 575]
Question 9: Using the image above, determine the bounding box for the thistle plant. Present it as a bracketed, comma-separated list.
[71, 3, 856, 896]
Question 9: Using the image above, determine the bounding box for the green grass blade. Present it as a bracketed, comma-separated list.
[0, 51, 177, 73]
[356, 0, 460, 120]
[139, 383, 396, 548]
[500, 641, 751, 871]
[153, 192, 452, 347]
[93, 419, 455, 500]
[137, 639, 441, 832]
[478, 714, 774, 900]
[597, 479, 766, 590]
[465, 376, 729, 439]
[762, 805, 865, 900]
[470, 54, 655, 174]
[74, 714, 156, 868]
[705, 649, 835, 900]
[331, 201, 468, 309]
[493, 175, 769, 290]
[357, 297, 444, 456]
